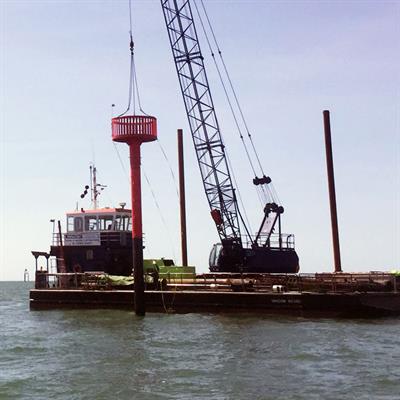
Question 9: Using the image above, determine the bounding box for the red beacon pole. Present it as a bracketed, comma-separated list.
[112, 115, 157, 316]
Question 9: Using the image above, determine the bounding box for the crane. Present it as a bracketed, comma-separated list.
[161, 0, 299, 273]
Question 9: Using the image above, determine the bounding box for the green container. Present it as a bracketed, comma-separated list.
[144, 258, 196, 280]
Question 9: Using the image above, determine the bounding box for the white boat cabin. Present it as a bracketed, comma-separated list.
[62, 208, 132, 247]
[66, 208, 132, 233]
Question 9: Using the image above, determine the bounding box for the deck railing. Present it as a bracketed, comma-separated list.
[244, 233, 295, 249]
[34, 271, 399, 293]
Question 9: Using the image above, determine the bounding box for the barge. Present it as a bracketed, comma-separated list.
[30, 271, 400, 317]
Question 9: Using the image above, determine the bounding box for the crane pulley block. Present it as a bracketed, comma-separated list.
[253, 175, 272, 186]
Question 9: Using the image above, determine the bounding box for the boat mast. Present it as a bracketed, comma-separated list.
[89, 164, 105, 210]
[89, 164, 98, 209]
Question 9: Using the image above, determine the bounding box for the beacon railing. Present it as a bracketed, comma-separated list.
[111, 115, 157, 142]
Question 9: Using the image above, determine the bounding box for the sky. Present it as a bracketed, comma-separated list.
[0, 0, 399, 281]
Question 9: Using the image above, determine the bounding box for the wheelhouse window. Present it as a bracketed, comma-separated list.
[67, 216, 74, 232]
[67, 216, 84, 232]
[115, 214, 131, 231]
[98, 215, 114, 231]
[74, 217, 83, 232]
[85, 216, 98, 231]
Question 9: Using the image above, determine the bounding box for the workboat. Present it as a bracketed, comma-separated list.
[31, 165, 195, 284]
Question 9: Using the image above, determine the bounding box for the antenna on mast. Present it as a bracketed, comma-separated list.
[85, 164, 107, 210]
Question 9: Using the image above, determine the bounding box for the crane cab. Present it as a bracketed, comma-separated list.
[209, 241, 299, 273]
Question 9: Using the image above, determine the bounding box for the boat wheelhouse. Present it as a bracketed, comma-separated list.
[51, 206, 134, 276]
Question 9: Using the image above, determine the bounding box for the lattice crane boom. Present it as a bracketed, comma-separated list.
[161, 0, 242, 244]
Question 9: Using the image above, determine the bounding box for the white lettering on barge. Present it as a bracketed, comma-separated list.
[271, 299, 301, 304]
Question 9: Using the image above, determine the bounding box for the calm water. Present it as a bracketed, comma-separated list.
[1, 282, 400, 399]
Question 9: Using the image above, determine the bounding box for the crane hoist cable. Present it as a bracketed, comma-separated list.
[199, 0, 263, 171]
[194, 0, 277, 208]
[193, 1, 266, 211]
[119, 0, 152, 118]
[193, 2, 257, 177]
[119, 0, 136, 117]
[132, 54, 152, 117]
[119, 0, 154, 118]
[225, 151, 253, 237]
[198, 0, 281, 207]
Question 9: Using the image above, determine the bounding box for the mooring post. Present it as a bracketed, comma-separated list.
[177, 129, 188, 266]
[323, 110, 342, 273]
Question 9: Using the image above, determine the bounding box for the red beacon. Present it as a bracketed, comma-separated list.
[111, 114, 157, 315]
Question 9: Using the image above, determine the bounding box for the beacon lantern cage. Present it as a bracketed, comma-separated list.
[111, 115, 157, 144]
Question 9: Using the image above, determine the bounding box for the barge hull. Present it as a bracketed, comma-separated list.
[29, 289, 400, 317]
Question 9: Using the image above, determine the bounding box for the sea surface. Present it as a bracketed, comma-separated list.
[1, 282, 400, 400]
